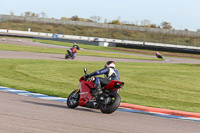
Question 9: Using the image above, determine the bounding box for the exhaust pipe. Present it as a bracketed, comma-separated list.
[86, 102, 99, 108]
[93, 102, 98, 108]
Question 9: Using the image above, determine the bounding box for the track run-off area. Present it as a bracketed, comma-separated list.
[0, 38, 200, 133]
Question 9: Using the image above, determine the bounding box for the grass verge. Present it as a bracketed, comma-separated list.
[0, 58, 200, 113]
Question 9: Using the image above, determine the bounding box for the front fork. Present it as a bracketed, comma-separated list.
[72, 89, 80, 98]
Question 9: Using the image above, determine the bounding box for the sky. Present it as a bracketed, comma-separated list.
[1, 0, 200, 31]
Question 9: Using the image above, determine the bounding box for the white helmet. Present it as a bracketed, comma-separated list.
[105, 61, 115, 68]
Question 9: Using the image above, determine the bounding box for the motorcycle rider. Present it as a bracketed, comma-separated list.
[84, 61, 120, 96]
[67, 42, 80, 59]
[155, 51, 163, 59]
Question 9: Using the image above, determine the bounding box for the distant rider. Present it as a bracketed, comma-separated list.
[67, 42, 80, 59]
[155, 51, 163, 59]
[84, 61, 120, 96]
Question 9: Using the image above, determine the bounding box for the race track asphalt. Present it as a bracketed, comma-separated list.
[1, 91, 200, 133]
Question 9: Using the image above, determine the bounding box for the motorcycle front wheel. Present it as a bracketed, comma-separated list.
[100, 92, 121, 114]
[65, 54, 70, 59]
[66, 89, 80, 108]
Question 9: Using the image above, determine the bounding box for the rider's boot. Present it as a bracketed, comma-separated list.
[90, 84, 102, 97]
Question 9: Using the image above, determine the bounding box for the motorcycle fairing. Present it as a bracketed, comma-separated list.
[79, 81, 94, 106]
[104, 80, 124, 91]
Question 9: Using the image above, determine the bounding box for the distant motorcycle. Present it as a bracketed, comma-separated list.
[65, 49, 75, 59]
[156, 51, 163, 59]
[66, 68, 124, 114]
[65, 45, 80, 59]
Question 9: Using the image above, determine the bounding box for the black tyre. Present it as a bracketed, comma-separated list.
[66, 89, 80, 108]
[65, 54, 70, 59]
[100, 92, 121, 114]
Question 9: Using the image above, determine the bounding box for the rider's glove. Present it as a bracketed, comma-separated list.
[83, 74, 90, 80]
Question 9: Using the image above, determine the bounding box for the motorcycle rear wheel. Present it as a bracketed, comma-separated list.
[100, 92, 121, 114]
[66, 89, 80, 108]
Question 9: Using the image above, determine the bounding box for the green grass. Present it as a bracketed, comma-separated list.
[0, 42, 65, 54]
[0, 43, 158, 60]
[0, 59, 200, 113]
[33, 39, 127, 52]
[33, 39, 106, 50]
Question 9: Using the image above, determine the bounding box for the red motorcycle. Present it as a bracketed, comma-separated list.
[65, 45, 79, 59]
[67, 68, 124, 114]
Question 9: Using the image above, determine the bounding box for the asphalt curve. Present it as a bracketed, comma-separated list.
[1, 92, 200, 133]
[1, 38, 200, 133]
